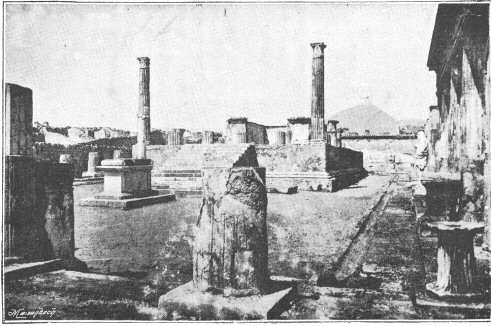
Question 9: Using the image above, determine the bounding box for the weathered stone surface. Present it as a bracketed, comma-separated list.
[425, 221, 485, 299]
[137, 57, 151, 148]
[96, 164, 153, 199]
[80, 191, 175, 210]
[82, 152, 102, 178]
[194, 167, 269, 293]
[4, 154, 78, 263]
[5, 83, 33, 156]
[157, 281, 293, 320]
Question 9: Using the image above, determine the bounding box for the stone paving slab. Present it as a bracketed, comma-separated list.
[80, 192, 176, 210]
[157, 281, 293, 320]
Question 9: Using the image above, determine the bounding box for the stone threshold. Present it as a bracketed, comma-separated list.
[79, 192, 176, 210]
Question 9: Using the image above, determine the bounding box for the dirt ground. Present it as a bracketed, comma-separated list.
[7, 174, 430, 320]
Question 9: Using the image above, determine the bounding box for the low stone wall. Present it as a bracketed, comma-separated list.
[342, 136, 417, 174]
[33, 137, 136, 178]
[5, 156, 75, 261]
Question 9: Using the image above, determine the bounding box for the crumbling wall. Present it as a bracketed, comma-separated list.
[33, 137, 136, 177]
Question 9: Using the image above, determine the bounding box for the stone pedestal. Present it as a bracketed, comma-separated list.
[80, 158, 175, 209]
[82, 152, 103, 178]
[425, 221, 485, 299]
[95, 159, 154, 199]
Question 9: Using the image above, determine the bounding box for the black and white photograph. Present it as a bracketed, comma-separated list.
[2, 1, 491, 321]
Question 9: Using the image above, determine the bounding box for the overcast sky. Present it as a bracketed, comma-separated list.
[5, 3, 437, 132]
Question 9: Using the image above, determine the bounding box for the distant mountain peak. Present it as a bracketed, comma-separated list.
[329, 103, 399, 135]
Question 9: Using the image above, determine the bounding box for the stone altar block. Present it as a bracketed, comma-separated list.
[80, 158, 175, 209]
[96, 159, 153, 199]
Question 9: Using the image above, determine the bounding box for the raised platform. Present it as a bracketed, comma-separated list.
[157, 281, 294, 320]
[80, 191, 175, 210]
[267, 168, 367, 192]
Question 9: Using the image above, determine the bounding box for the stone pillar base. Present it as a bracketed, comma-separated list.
[425, 221, 485, 301]
[80, 158, 176, 209]
[157, 281, 293, 320]
[81, 171, 103, 178]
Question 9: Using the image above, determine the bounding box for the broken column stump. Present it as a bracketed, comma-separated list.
[425, 221, 485, 300]
[158, 167, 293, 320]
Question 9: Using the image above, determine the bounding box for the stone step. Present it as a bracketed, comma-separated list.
[154, 173, 202, 178]
[157, 169, 201, 174]
[153, 176, 202, 181]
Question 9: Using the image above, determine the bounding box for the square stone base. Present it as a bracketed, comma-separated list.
[81, 171, 103, 178]
[157, 282, 293, 320]
[80, 191, 175, 210]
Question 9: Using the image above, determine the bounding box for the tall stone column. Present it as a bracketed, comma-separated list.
[136, 57, 150, 159]
[310, 42, 326, 141]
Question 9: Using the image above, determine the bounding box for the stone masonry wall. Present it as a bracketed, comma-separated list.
[256, 142, 363, 173]
[5, 83, 33, 156]
[4, 156, 74, 260]
[34, 137, 136, 178]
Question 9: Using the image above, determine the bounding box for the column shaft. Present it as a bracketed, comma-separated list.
[310, 42, 326, 141]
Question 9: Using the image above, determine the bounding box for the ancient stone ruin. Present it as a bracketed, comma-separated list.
[158, 151, 293, 320]
[80, 57, 175, 209]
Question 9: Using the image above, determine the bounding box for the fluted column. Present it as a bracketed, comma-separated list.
[310, 42, 326, 141]
[202, 130, 214, 144]
[136, 57, 150, 159]
[327, 120, 338, 146]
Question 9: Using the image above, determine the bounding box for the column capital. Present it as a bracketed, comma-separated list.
[137, 57, 150, 68]
[311, 42, 326, 58]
